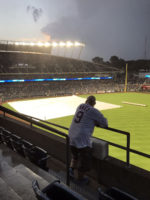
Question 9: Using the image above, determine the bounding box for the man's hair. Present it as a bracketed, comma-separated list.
[85, 96, 96, 106]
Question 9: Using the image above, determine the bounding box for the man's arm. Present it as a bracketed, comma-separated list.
[94, 110, 108, 128]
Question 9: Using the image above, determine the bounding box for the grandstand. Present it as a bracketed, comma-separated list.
[0, 47, 122, 102]
[141, 76, 150, 91]
[0, 40, 150, 200]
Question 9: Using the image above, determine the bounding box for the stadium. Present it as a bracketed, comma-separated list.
[0, 40, 150, 200]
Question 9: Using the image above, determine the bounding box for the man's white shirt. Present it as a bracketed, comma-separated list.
[69, 103, 108, 148]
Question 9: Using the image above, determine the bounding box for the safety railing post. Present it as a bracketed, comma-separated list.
[127, 133, 130, 166]
[66, 136, 70, 186]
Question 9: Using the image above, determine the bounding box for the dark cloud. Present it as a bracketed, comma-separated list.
[27, 6, 43, 22]
[42, 0, 150, 61]
[42, 16, 83, 40]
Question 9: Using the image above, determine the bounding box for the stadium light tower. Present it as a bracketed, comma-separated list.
[49, 40, 85, 58]
[78, 42, 85, 60]
[65, 41, 74, 57]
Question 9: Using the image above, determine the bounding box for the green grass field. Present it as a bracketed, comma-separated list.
[3, 92, 150, 171]
[48, 92, 150, 171]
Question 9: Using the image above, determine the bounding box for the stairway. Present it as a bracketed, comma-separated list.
[0, 177, 22, 200]
[0, 161, 89, 200]
[0, 161, 57, 200]
[0, 144, 97, 200]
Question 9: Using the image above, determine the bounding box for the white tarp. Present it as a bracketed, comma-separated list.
[8, 95, 121, 120]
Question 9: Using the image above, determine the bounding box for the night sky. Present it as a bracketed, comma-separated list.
[0, 0, 150, 61]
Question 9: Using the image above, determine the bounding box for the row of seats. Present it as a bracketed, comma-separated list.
[32, 180, 139, 200]
[0, 127, 138, 200]
[0, 127, 50, 171]
[98, 187, 138, 200]
[32, 180, 85, 200]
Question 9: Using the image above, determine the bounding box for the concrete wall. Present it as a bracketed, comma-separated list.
[0, 115, 150, 200]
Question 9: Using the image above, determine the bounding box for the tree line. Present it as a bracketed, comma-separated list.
[92, 56, 150, 72]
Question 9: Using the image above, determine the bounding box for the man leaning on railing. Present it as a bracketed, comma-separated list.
[68, 95, 108, 185]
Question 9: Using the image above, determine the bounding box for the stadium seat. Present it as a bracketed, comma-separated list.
[32, 180, 85, 200]
[0, 127, 5, 143]
[98, 187, 138, 200]
[2, 129, 14, 149]
[20, 139, 33, 157]
[12, 137, 25, 157]
[27, 146, 50, 170]
[32, 180, 50, 200]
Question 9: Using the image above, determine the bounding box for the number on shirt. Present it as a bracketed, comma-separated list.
[74, 111, 84, 123]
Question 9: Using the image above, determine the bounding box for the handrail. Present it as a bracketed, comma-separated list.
[23, 114, 150, 164]
[0, 105, 149, 171]
[32, 118, 131, 166]
[104, 127, 130, 166]
[20, 113, 69, 131]
[0, 106, 70, 186]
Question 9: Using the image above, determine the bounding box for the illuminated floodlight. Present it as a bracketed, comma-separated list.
[59, 42, 66, 47]
[52, 42, 58, 47]
[19, 42, 26, 46]
[30, 42, 35, 46]
[74, 41, 85, 47]
[37, 42, 44, 47]
[81, 43, 85, 47]
[44, 42, 50, 47]
[66, 41, 73, 47]
[15, 42, 19, 45]
[74, 41, 81, 47]
[12, 40, 85, 49]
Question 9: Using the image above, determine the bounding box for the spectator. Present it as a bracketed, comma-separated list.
[69, 95, 108, 184]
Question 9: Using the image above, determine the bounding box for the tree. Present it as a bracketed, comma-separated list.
[109, 55, 119, 64]
[92, 57, 104, 64]
[109, 56, 125, 68]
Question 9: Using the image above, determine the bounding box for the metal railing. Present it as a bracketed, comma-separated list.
[27, 116, 150, 165]
[102, 127, 130, 166]
[0, 106, 70, 186]
[0, 105, 149, 183]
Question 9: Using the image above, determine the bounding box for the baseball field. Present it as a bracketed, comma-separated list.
[3, 92, 150, 171]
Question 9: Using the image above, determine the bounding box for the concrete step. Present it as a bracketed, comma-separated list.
[14, 164, 50, 189]
[0, 177, 23, 200]
[0, 161, 37, 200]
[14, 165, 88, 200]
[0, 143, 59, 186]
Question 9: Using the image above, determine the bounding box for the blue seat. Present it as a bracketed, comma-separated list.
[12, 138, 25, 157]
[27, 146, 50, 170]
[32, 180, 50, 200]
[0, 127, 5, 143]
[32, 180, 85, 200]
[21, 139, 33, 156]
[98, 187, 138, 200]
[2, 129, 14, 149]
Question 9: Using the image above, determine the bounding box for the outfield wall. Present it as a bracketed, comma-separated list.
[0, 115, 150, 200]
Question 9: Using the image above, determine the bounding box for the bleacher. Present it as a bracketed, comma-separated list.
[0, 50, 121, 101]
[0, 51, 114, 74]
[0, 50, 142, 103]
[0, 127, 50, 170]
[0, 125, 141, 200]
[0, 127, 88, 200]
